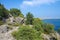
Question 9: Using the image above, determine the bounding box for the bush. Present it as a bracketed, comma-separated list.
[33, 18, 54, 34]
[19, 13, 24, 18]
[33, 18, 44, 26]
[11, 31, 18, 38]
[8, 23, 20, 26]
[57, 28, 60, 34]
[12, 23, 20, 26]
[33, 24, 43, 32]
[0, 21, 4, 25]
[33, 18, 44, 32]
[12, 25, 43, 40]
[43, 23, 54, 34]
[7, 26, 13, 30]
[10, 8, 24, 18]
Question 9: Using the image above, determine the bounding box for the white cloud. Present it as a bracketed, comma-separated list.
[23, 1, 33, 5]
[21, 0, 60, 6]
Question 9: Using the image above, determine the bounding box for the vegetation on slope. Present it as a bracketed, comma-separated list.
[12, 25, 43, 40]
[10, 8, 24, 18]
[0, 3, 55, 40]
[26, 12, 34, 25]
[0, 3, 24, 20]
[0, 3, 24, 25]
[12, 13, 54, 40]
[0, 3, 9, 20]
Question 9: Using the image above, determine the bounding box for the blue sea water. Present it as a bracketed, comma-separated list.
[43, 19, 60, 30]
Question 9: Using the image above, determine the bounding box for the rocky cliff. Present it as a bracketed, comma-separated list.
[0, 17, 60, 40]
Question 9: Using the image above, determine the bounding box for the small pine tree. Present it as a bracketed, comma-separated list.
[0, 3, 9, 20]
[26, 12, 34, 25]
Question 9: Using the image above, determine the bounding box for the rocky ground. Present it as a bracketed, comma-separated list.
[0, 17, 22, 40]
[0, 25, 60, 40]
[0, 24, 19, 40]
[41, 32, 60, 40]
[0, 17, 60, 40]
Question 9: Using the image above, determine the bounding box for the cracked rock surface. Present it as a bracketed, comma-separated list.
[0, 24, 19, 40]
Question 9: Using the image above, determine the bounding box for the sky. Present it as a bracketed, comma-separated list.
[0, 0, 60, 19]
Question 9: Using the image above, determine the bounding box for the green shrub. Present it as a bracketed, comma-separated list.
[33, 18, 54, 34]
[57, 28, 60, 34]
[33, 24, 43, 32]
[11, 31, 18, 38]
[0, 21, 4, 25]
[33, 18, 44, 32]
[12, 25, 43, 40]
[19, 13, 24, 18]
[8, 23, 20, 26]
[43, 23, 54, 34]
[12, 23, 20, 26]
[7, 26, 13, 30]
[33, 18, 43, 25]
[10, 8, 24, 18]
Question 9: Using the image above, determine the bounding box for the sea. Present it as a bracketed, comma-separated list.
[43, 19, 60, 31]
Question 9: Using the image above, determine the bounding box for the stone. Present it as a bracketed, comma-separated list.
[0, 24, 8, 33]
[15, 17, 24, 24]
[41, 32, 60, 40]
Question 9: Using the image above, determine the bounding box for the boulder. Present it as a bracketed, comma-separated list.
[15, 17, 24, 24]
[0, 24, 8, 33]
[41, 32, 60, 40]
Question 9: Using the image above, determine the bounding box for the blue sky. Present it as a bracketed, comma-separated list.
[0, 0, 60, 19]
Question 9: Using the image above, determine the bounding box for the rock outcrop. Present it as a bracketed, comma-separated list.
[0, 17, 25, 40]
[0, 16, 60, 40]
[15, 17, 24, 24]
[7, 17, 24, 24]
[0, 24, 8, 33]
[0, 25, 19, 40]
[41, 32, 60, 40]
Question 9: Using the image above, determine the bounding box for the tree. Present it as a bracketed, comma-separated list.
[26, 12, 34, 25]
[10, 8, 24, 17]
[0, 3, 9, 20]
